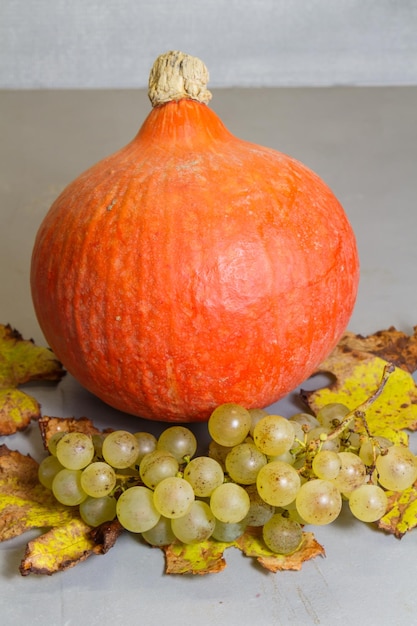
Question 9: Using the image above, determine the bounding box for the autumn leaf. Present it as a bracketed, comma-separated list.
[0, 324, 65, 435]
[162, 527, 324, 575]
[0, 444, 120, 575]
[377, 480, 417, 538]
[302, 328, 417, 444]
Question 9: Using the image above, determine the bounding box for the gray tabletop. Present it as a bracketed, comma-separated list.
[1, 86, 417, 625]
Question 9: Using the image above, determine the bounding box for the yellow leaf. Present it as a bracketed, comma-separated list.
[0, 324, 64, 434]
[20, 518, 103, 575]
[304, 347, 417, 444]
[377, 480, 417, 538]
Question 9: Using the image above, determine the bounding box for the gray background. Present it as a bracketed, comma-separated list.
[1, 0, 417, 88]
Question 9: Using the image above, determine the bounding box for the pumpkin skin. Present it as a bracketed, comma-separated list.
[30, 53, 359, 422]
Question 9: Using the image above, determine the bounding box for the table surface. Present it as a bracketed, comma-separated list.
[1, 86, 417, 626]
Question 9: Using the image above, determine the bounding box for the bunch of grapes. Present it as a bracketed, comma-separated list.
[38, 400, 417, 556]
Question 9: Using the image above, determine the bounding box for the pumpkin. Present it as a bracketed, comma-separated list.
[30, 51, 359, 422]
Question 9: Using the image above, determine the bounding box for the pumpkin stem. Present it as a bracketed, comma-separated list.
[148, 51, 212, 107]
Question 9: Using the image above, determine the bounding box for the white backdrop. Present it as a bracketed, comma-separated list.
[1, 0, 417, 88]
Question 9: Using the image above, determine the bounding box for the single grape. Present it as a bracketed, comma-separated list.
[225, 442, 267, 485]
[312, 450, 341, 480]
[141, 515, 176, 546]
[348, 484, 388, 522]
[375, 445, 417, 491]
[262, 513, 303, 555]
[133, 432, 158, 464]
[116, 486, 160, 533]
[267, 450, 295, 465]
[47, 432, 67, 456]
[256, 461, 300, 507]
[171, 500, 216, 543]
[139, 449, 179, 489]
[333, 451, 367, 493]
[295, 479, 342, 525]
[153, 476, 195, 519]
[56, 432, 95, 470]
[183, 456, 224, 497]
[208, 403, 252, 447]
[91, 433, 106, 458]
[316, 402, 350, 428]
[359, 436, 393, 466]
[102, 430, 140, 469]
[210, 482, 250, 523]
[52, 468, 87, 506]
[306, 427, 341, 452]
[157, 426, 197, 462]
[289, 412, 320, 433]
[248, 408, 269, 436]
[208, 440, 232, 468]
[79, 495, 117, 526]
[243, 484, 275, 526]
[80, 461, 116, 498]
[38, 455, 64, 489]
[253, 415, 295, 457]
[211, 519, 247, 542]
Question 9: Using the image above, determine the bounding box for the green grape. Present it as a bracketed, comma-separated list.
[208, 440, 232, 468]
[52, 468, 87, 506]
[375, 444, 417, 491]
[243, 484, 275, 526]
[171, 500, 216, 543]
[141, 515, 176, 546]
[38, 455, 64, 489]
[256, 461, 300, 507]
[312, 450, 341, 480]
[55, 432, 95, 470]
[210, 482, 250, 523]
[153, 476, 195, 519]
[47, 432, 67, 456]
[79, 495, 117, 526]
[183, 456, 224, 497]
[133, 432, 157, 464]
[348, 484, 388, 522]
[225, 442, 267, 485]
[102, 430, 140, 469]
[208, 403, 252, 447]
[139, 449, 179, 489]
[157, 426, 197, 462]
[289, 412, 320, 433]
[211, 519, 247, 542]
[295, 479, 342, 525]
[91, 433, 106, 458]
[333, 451, 367, 493]
[80, 461, 116, 498]
[359, 436, 393, 466]
[116, 486, 160, 533]
[316, 402, 350, 428]
[262, 513, 303, 555]
[267, 450, 295, 465]
[306, 427, 341, 452]
[253, 415, 295, 456]
[248, 408, 269, 436]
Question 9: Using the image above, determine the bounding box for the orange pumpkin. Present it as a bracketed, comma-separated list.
[30, 51, 359, 422]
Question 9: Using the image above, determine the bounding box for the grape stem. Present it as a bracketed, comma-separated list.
[300, 362, 395, 475]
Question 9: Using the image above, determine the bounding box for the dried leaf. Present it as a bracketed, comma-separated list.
[38, 415, 102, 449]
[20, 518, 104, 576]
[0, 444, 120, 575]
[377, 479, 417, 538]
[162, 527, 324, 575]
[0, 324, 65, 435]
[302, 337, 417, 444]
[235, 526, 325, 572]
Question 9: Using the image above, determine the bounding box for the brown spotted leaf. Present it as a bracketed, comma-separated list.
[0, 324, 65, 434]
[162, 527, 324, 575]
[377, 479, 417, 538]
